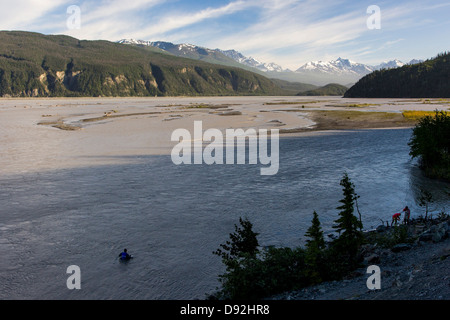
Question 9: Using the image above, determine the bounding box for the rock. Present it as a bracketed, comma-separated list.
[376, 225, 387, 233]
[344, 270, 364, 280]
[432, 228, 447, 243]
[360, 244, 376, 257]
[391, 243, 412, 253]
[439, 247, 450, 260]
[421, 222, 450, 243]
[381, 270, 392, 277]
[392, 278, 402, 287]
[367, 254, 381, 264]
[414, 224, 426, 234]
[419, 232, 433, 242]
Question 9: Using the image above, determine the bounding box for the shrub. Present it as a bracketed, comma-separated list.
[408, 110, 450, 180]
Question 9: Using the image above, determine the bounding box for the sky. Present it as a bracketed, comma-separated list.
[0, 0, 449, 70]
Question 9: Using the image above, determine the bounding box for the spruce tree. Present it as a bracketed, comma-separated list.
[213, 217, 259, 264]
[304, 211, 325, 283]
[212, 217, 260, 299]
[332, 173, 363, 267]
[305, 211, 325, 250]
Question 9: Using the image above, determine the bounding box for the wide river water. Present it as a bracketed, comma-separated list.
[1, 128, 449, 299]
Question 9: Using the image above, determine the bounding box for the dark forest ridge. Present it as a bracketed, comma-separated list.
[344, 52, 450, 98]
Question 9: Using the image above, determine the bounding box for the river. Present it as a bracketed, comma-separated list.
[0, 128, 449, 299]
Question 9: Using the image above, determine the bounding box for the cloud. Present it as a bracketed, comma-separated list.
[1, 0, 449, 68]
[58, 0, 166, 39]
[111, 0, 252, 40]
[204, 1, 369, 67]
[0, 0, 69, 30]
[203, 0, 439, 68]
[52, 0, 255, 41]
[81, 0, 163, 22]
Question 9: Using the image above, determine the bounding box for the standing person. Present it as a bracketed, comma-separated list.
[403, 206, 411, 224]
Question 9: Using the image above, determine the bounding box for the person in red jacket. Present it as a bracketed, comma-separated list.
[391, 212, 401, 226]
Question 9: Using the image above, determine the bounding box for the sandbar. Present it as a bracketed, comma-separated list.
[1, 96, 448, 175]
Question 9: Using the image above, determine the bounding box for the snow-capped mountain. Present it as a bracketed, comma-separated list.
[217, 49, 285, 72]
[295, 57, 423, 77]
[117, 39, 153, 46]
[296, 57, 373, 76]
[407, 59, 424, 65]
[117, 39, 217, 55]
[288, 57, 423, 85]
[117, 39, 285, 73]
[117, 39, 423, 85]
[373, 59, 405, 70]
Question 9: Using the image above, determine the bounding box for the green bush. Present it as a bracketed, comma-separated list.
[409, 110, 450, 180]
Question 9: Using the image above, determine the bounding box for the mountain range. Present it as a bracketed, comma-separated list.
[1, 31, 441, 98]
[117, 39, 285, 73]
[118, 39, 423, 85]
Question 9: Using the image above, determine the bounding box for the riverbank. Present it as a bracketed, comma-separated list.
[269, 217, 450, 300]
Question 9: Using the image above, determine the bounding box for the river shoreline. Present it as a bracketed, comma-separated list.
[269, 217, 450, 300]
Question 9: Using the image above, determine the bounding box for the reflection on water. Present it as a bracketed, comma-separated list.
[0, 128, 448, 300]
[408, 165, 450, 215]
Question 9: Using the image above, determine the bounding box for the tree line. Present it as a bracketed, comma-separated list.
[344, 52, 450, 98]
[211, 173, 364, 300]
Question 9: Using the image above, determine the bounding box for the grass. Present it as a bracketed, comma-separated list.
[264, 101, 323, 105]
[184, 104, 229, 109]
[327, 103, 379, 108]
[317, 110, 399, 120]
[346, 103, 378, 108]
[422, 99, 450, 104]
[401, 110, 442, 120]
[276, 110, 413, 134]
[81, 111, 161, 122]
[310, 110, 413, 130]
[185, 103, 213, 109]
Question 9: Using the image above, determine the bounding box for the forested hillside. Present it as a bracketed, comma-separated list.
[344, 53, 450, 98]
[0, 31, 284, 97]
